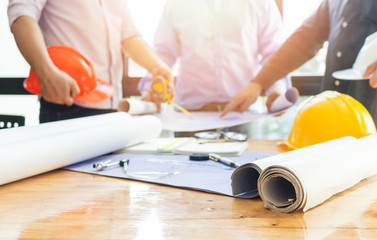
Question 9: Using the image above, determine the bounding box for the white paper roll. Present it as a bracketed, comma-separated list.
[118, 98, 158, 115]
[257, 134, 377, 213]
[231, 137, 355, 198]
[0, 112, 162, 185]
[270, 87, 299, 113]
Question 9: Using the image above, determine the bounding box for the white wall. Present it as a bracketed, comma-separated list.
[0, 1, 29, 77]
[0, 2, 39, 126]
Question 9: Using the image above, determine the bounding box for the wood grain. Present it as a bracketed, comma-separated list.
[0, 139, 376, 239]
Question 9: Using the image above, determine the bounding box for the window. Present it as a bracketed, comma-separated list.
[283, 0, 325, 76]
[127, 0, 167, 77]
[0, 2, 39, 126]
[283, 0, 327, 76]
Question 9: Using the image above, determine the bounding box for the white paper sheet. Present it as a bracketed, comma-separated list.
[257, 134, 377, 213]
[121, 137, 248, 155]
[117, 88, 299, 132]
[155, 88, 298, 132]
[65, 151, 276, 197]
[0, 112, 162, 186]
[155, 111, 269, 132]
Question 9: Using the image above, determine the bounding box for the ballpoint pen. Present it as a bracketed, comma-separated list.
[208, 153, 240, 168]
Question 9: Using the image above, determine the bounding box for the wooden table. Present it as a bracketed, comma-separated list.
[1, 139, 377, 239]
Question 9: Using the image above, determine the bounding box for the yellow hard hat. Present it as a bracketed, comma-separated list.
[278, 91, 376, 151]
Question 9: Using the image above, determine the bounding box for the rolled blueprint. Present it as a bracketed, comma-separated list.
[0, 112, 162, 185]
[117, 98, 158, 115]
[231, 137, 355, 198]
[257, 134, 377, 213]
[0, 113, 130, 145]
[270, 87, 299, 112]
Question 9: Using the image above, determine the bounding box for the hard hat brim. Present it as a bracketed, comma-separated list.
[74, 78, 114, 103]
[23, 45, 114, 103]
[277, 141, 297, 153]
[332, 69, 369, 80]
[23, 72, 40, 95]
[24, 76, 113, 103]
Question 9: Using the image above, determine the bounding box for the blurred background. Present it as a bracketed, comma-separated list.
[0, 0, 324, 139]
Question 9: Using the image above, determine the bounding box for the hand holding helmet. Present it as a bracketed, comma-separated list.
[24, 45, 114, 104]
[36, 65, 80, 106]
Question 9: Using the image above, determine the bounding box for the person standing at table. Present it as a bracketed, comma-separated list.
[221, 0, 377, 123]
[139, 0, 290, 113]
[8, 0, 174, 123]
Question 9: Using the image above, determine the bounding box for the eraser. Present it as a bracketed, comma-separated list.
[189, 153, 210, 161]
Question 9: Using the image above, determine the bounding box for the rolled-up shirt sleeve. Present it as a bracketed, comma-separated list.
[8, 0, 47, 26]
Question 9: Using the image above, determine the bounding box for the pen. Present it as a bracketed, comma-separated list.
[208, 153, 240, 168]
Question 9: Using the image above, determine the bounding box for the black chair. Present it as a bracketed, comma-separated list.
[0, 78, 29, 129]
[0, 114, 25, 129]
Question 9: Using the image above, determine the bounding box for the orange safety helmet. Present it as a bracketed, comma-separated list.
[24, 45, 113, 103]
[278, 91, 376, 151]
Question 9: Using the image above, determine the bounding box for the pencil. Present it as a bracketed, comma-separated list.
[160, 140, 181, 150]
[170, 101, 193, 118]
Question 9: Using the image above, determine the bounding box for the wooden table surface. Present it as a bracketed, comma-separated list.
[1, 139, 377, 239]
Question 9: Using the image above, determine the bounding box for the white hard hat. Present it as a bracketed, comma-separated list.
[332, 31, 377, 80]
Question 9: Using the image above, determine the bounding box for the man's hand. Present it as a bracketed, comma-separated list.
[364, 60, 377, 88]
[265, 88, 287, 116]
[39, 66, 80, 106]
[266, 88, 284, 112]
[151, 64, 176, 101]
[220, 82, 263, 117]
[10, 16, 80, 105]
[142, 64, 175, 112]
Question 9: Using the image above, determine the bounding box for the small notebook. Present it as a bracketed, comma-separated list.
[122, 137, 248, 156]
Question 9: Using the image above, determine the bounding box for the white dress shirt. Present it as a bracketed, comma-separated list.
[8, 0, 140, 109]
[139, 0, 290, 111]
